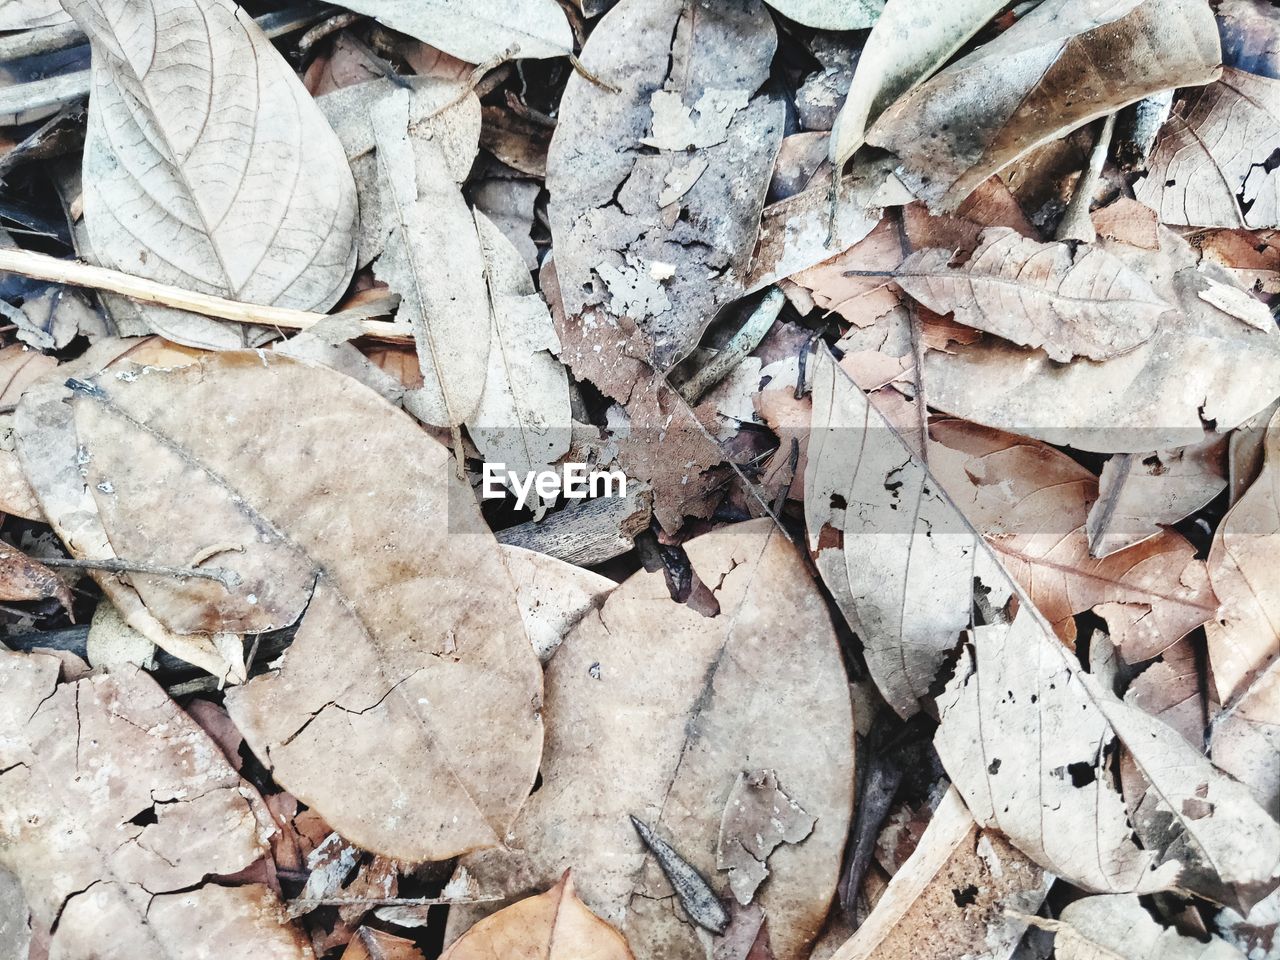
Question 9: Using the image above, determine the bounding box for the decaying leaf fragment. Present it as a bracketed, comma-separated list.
[1029, 894, 1248, 960]
[805, 346, 1280, 909]
[716, 770, 817, 906]
[632, 816, 731, 935]
[761, 0, 881, 30]
[829, 789, 1050, 960]
[0, 651, 308, 959]
[895, 227, 1168, 361]
[332, 0, 573, 63]
[449, 521, 855, 960]
[371, 84, 490, 428]
[0, 541, 71, 611]
[925, 228, 1280, 452]
[442, 873, 635, 960]
[547, 0, 784, 371]
[1136, 68, 1280, 230]
[62, 0, 359, 349]
[867, 0, 1221, 211]
[27, 352, 543, 862]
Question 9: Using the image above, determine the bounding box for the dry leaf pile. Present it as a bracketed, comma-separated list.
[0, 1, 1275, 959]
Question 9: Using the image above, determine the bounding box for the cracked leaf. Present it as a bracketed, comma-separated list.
[547, 0, 784, 372]
[716, 770, 816, 906]
[0, 651, 309, 960]
[1136, 68, 1280, 230]
[447, 520, 855, 960]
[19, 351, 543, 862]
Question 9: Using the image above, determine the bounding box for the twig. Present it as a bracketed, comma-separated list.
[1055, 113, 1116, 244]
[678, 286, 785, 403]
[568, 53, 620, 93]
[0, 21, 86, 62]
[39, 556, 242, 589]
[289, 895, 502, 908]
[0, 247, 413, 342]
[892, 208, 930, 462]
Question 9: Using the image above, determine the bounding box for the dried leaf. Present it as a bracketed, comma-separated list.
[1092, 197, 1161, 250]
[371, 84, 490, 428]
[927, 419, 1217, 660]
[25, 351, 543, 862]
[449, 521, 855, 960]
[333, 0, 572, 63]
[868, 0, 1221, 211]
[829, 789, 1050, 960]
[85, 597, 158, 671]
[806, 345, 1280, 908]
[442, 873, 634, 960]
[16, 340, 246, 682]
[1136, 68, 1280, 229]
[761, 0, 880, 30]
[896, 227, 1168, 361]
[925, 228, 1280, 452]
[0, 651, 308, 958]
[632, 816, 731, 934]
[828, 0, 1007, 168]
[547, 0, 783, 371]
[469, 210, 572, 486]
[62, 0, 359, 349]
[0, 541, 70, 611]
[1087, 440, 1228, 559]
[1031, 894, 1247, 960]
[716, 770, 817, 907]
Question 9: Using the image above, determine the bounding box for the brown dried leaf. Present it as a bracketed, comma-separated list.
[925, 228, 1280, 452]
[16, 340, 246, 682]
[1136, 68, 1280, 229]
[342, 927, 425, 960]
[22, 351, 543, 862]
[448, 521, 855, 960]
[62, 0, 359, 349]
[1092, 198, 1161, 250]
[927, 419, 1217, 660]
[868, 0, 1221, 212]
[547, 0, 783, 371]
[0, 542, 70, 611]
[829, 789, 1050, 960]
[896, 227, 1168, 361]
[806, 345, 1280, 908]
[442, 873, 634, 960]
[0, 651, 308, 959]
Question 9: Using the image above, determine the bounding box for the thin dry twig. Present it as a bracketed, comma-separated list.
[0, 248, 413, 342]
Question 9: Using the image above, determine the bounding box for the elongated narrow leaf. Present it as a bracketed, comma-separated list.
[20, 351, 543, 862]
[896, 227, 1168, 361]
[448, 521, 855, 960]
[469, 211, 571, 489]
[829, 0, 1007, 168]
[333, 0, 572, 63]
[867, 0, 1220, 211]
[62, 0, 359, 348]
[805, 344, 1280, 910]
[371, 84, 490, 428]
